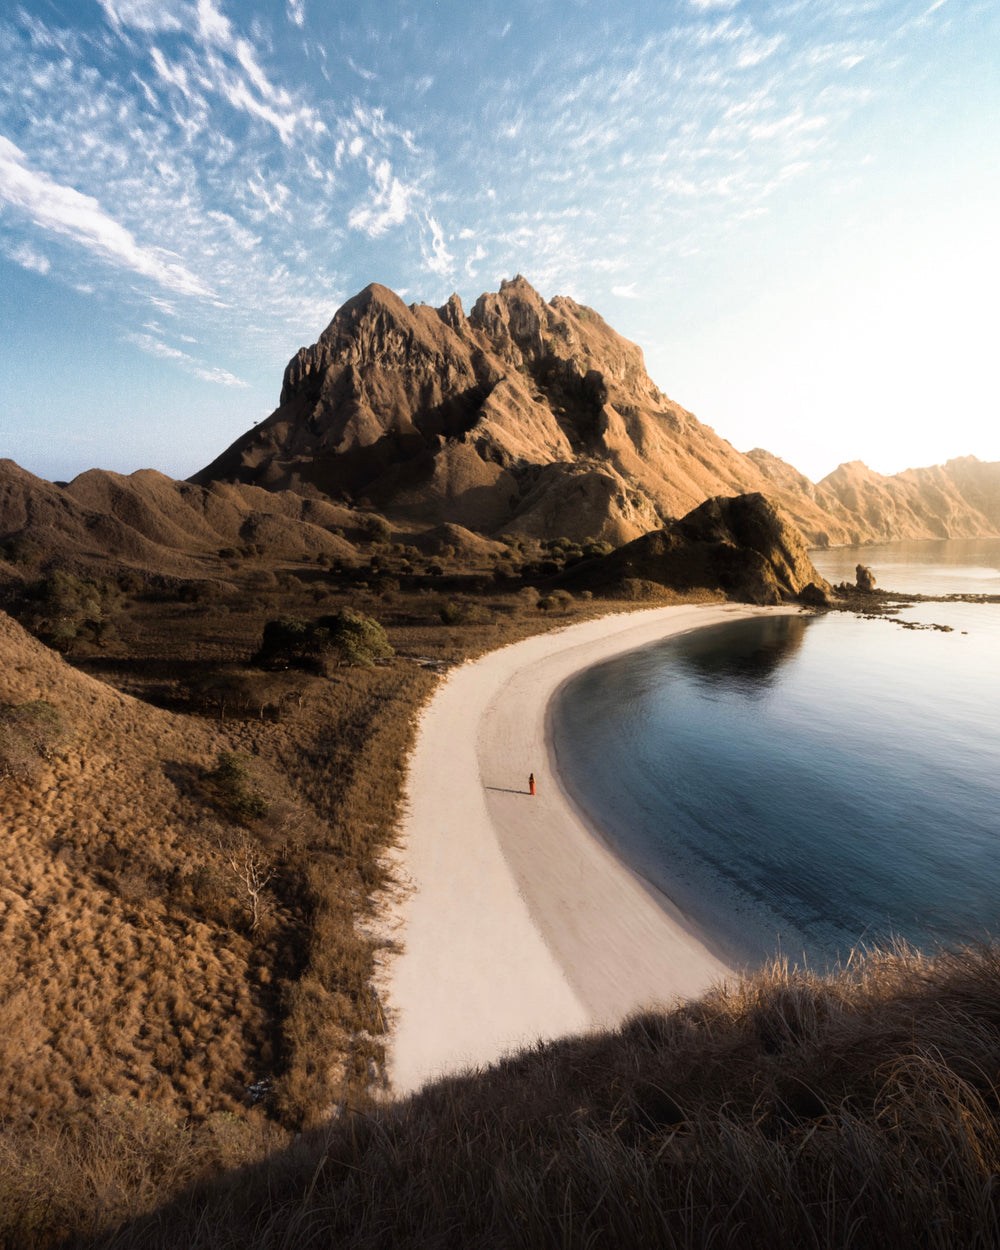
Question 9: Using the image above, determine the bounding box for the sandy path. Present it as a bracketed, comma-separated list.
[387, 602, 797, 1094]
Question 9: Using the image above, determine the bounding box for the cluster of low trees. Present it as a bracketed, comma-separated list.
[253, 607, 394, 673]
[518, 536, 614, 579]
[12, 569, 123, 653]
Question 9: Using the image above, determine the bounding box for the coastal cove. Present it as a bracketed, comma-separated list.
[386, 603, 799, 1094]
[552, 538, 1000, 975]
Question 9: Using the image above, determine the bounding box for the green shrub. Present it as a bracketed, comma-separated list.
[439, 600, 492, 626]
[538, 590, 574, 613]
[206, 751, 270, 823]
[319, 608, 394, 667]
[365, 515, 392, 545]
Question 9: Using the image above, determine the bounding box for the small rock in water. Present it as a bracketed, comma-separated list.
[855, 563, 877, 592]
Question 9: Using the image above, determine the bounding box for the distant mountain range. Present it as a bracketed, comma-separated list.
[2, 276, 997, 579]
[193, 276, 1000, 547]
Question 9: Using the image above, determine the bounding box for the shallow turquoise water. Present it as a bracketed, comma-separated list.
[551, 539, 1000, 972]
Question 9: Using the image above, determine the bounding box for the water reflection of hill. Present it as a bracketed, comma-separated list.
[670, 613, 810, 695]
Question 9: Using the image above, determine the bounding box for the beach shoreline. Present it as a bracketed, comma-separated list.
[386, 602, 800, 1096]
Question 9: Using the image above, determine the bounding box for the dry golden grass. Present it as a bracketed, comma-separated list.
[0, 543, 619, 1132]
[0, 615, 276, 1127]
[3, 940, 991, 1249]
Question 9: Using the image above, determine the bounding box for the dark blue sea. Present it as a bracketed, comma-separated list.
[551, 539, 1000, 972]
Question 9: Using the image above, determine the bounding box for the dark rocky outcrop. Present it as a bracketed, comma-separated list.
[855, 564, 877, 592]
[559, 493, 832, 606]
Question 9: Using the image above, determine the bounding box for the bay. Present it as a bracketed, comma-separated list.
[551, 539, 1000, 972]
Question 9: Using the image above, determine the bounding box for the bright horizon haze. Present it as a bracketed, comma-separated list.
[1, 0, 998, 486]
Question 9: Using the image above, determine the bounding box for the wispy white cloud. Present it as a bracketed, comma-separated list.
[105, 0, 324, 143]
[348, 57, 377, 82]
[96, 0, 188, 35]
[196, 363, 250, 385]
[286, 0, 305, 28]
[422, 215, 454, 280]
[2, 238, 50, 273]
[244, 175, 292, 220]
[736, 31, 785, 68]
[612, 283, 640, 299]
[348, 159, 415, 237]
[149, 46, 195, 98]
[0, 134, 211, 296]
[127, 330, 248, 385]
[204, 210, 261, 250]
[464, 244, 486, 278]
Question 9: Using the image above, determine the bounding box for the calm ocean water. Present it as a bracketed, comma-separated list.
[551, 538, 1000, 972]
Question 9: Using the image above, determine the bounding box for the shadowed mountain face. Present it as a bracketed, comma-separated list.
[191, 277, 1000, 547]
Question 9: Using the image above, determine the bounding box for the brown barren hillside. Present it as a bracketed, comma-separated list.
[0, 610, 272, 1122]
[3, 280, 997, 565]
[816, 457, 1000, 542]
[0, 459, 361, 579]
[187, 278, 812, 543]
[0, 583, 445, 1139]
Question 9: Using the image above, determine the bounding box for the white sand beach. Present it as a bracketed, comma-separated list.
[387, 602, 799, 1095]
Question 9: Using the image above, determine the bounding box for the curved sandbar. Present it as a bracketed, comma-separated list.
[388, 602, 799, 1095]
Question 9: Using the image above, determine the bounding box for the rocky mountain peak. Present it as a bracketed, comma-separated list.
[437, 292, 468, 334]
[193, 278, 1000, 548]
[469, 274, 551, 367]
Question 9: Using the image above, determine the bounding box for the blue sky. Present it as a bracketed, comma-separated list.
[1, 0, 997, 485]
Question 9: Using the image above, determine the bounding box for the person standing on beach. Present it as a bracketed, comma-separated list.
[529, 772, 536, 796]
